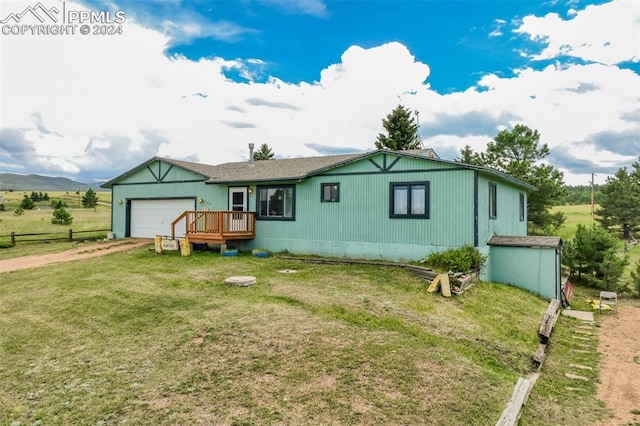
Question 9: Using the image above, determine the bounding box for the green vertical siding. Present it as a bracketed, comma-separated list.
[110, 160, 209, 238]
[227, 154, 480, 261]
[489, 246, 559, 299]
[477, 174, 527, 245]
[108, 155, 532, 263]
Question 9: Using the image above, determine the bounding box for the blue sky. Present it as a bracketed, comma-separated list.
[0, 0, 638, 185]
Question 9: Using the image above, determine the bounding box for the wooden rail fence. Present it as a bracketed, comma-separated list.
[0, 229, 110, 246]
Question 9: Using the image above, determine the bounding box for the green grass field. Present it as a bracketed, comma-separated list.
[552, 204, 597, 241]
[553, 204, 640, 293]
[0, 249, 608, 425]
[0, 191, 111, 249]
[0, 202, 633, 424]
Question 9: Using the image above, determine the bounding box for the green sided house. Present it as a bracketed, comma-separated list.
[101, 148, 563, 299]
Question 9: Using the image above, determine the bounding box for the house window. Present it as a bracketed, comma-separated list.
[489, 183, 497, 219]
[390, 182, 429, 218]
[257, 185, 295, 220]
[519, 193, 525, 221]
[321, 183, 340, 202]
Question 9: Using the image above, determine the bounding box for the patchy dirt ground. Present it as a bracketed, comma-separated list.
[0, 239, 151, 273]
[1, 241, 638, 424]
[597, 304, 640, 426]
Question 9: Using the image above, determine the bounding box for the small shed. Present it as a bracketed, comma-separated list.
[488, 235, 562, 300]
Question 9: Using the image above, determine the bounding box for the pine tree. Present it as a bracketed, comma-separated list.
[20, 195, 36, 210]
[595, 159, 640, 240]
[81, 188, 99, 208]
[563, 223, 627, 290]
[51, 207, 73, 225]
[374, 105, 421, 150]
[253, 143, 275, 161]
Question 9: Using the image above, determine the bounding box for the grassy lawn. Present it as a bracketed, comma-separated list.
[0, 247, 601, 425]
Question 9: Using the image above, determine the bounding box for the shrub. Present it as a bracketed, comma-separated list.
[563, 223, 628, 290]
[424, 245, 486, 273]
[20, 195, 36, 210]
[13, 206, 24, 216]
[631, 260, 640, 297]
[51, 207, 73, 225]
[51, 199, 68, 209]
[0, 203, 5, 212]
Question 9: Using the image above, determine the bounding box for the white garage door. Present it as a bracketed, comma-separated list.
[130, 199, 194, 238]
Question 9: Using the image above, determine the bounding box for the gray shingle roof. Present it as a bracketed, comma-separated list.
[487, 235, 562, 248]
[203, 153, 364, 183]
[102, 148, 536, 191]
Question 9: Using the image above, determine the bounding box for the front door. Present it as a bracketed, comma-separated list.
[228, 187, 248, 231]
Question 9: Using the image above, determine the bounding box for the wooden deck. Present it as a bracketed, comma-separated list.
[171, 210, 255, 244]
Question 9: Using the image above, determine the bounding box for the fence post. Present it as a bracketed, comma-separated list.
[68, 229, 73, 242]
[11, 231, 16, 246]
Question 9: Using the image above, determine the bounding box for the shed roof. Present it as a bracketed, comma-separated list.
[487, 235, 562, 248]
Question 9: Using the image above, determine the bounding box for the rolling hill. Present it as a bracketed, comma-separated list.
[0, 173, 104, 191]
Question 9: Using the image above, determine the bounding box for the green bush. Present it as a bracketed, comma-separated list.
[51, 207, 73, 225]
[631, 260, 640, 297]
[20, 195, 36, 210]
[424, 245, 486, 273]
[50, 199, 68, 209]
[563, 223, 628, 291]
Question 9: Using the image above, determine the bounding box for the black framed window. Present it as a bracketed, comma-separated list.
[390, 182, 429, 218]
[519, 193, 525, 221]
[257, 185, 295, 220]
[321, 183, 340, 202]
[489, 183, 497, 219]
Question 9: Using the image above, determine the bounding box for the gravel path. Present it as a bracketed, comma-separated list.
[597, 304, 640, 425]
[0, 239, 151, 273]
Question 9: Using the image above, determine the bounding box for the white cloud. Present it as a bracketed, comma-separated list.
[515, 0, 640, 65]
[0, 0, 637, 186]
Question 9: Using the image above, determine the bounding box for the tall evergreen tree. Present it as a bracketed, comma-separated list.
[374, 105, 421, 150]
[81, 188, 99, 208]
[595, 159, 640, 239]
[253, 143, 275, 161]
[456, 124, 566, 233]
[456, 145, 477, 164]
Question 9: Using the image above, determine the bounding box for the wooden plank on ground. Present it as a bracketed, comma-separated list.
[532, 342, 547, 369]
[496, 377, 534, 426]
[427, 274, 442, 293]
[441, 274, 451, 297]
[538, 299, 561, 343]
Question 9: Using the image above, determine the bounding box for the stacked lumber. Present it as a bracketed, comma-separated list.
[426, 271, 479, 297]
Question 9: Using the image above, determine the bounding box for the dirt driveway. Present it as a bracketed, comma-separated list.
[1, 241, 638, 424]
[0, 239, 151, 273]
[597, 304, 640, 425]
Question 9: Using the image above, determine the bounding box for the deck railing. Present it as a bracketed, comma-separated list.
[171, 210, 255, 241]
